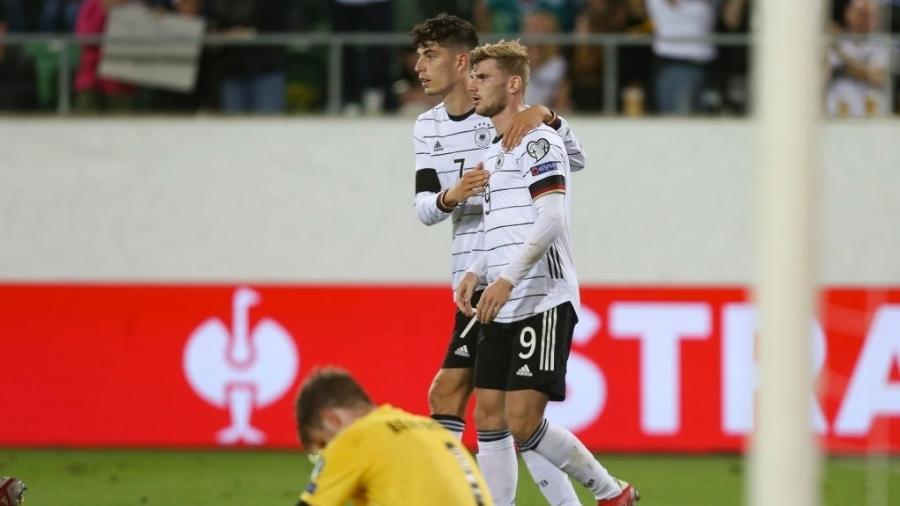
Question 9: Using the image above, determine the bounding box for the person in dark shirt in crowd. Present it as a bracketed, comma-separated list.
[39, 0, 83, 32]
[0, 1, 38, 110]
[206, 0, 286, 113]
[571, 0, 648, 113]
[328, 0, 395, 114]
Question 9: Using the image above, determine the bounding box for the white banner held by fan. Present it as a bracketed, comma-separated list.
[99, 5, 205, 92]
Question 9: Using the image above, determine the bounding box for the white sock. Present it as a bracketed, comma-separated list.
[519, 419, 622, 500]
[432, 414, 465, 440]
[521, 449, 581, 506]
[477, 429, 518, 505]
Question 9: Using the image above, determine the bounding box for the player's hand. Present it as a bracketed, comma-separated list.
[454, 272, 479, 317]
[444, 164, 489, 207]
[476, 277, 513, 323]
[503, 105, 551, 151]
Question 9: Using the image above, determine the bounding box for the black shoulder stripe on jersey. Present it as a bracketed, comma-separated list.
[415, 168, 441, 194]
[529, 175, 566, 199]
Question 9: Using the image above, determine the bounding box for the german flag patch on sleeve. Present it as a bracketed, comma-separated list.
[528, 175, 566, 199]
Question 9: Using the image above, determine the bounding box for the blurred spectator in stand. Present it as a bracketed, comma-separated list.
[889, 0, 900, 33]
[714, 0, 749, 115]
[570, 0, 648, 113]
[828, 0, 897, 31]
[0, 2, 38, 110]
[827, 0, 890, 117]
[73, 0, 137, 112]
[205, 0, 286, 114]
[281, 0, 330, 113]
[1, 0, 39, 31]
[40, 0, 83, 31]
[417, 0, 474, 19]
[523, 10, 569, 109]
[284, 0, 328, 31]
[328, 0, 395, 114]
[142, 0, 209, 112]
[645, 0, 744, 114]
[14, 0, 82, 111]
[474, 0, 580, 33]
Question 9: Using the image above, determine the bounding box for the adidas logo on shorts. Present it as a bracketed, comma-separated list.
[454, 345, 470, 358]
[516, 364, 533, 377]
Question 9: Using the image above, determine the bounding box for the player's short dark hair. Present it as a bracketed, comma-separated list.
[410, 13, 479, 51]
[295, 367, 372, 449]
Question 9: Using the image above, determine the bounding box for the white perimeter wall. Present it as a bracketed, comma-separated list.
[1, 118, 898, 284]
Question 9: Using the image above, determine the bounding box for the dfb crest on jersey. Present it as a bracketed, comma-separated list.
[526, 138, 551, 162]
[495, 154, 504, 170]
[475, 127, 491, 148]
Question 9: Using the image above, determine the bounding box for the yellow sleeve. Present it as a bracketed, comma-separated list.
[299, 433, 369, 506]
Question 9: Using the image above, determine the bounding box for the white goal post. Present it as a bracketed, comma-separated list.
[751, 1, 824, 506]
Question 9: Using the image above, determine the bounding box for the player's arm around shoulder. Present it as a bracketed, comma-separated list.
[501, 106, 584, 172]
[553, 115, 587, 172]
[413, 116, 451, 226]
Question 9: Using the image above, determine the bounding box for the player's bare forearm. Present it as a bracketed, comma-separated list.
[455, 272, 479, 316]
[442, 164, 489, 208]
[477, 277, 513, 323]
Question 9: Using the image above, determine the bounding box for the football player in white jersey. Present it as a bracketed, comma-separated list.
[411, 14, 586, 505]
[456, 40, 639, 506]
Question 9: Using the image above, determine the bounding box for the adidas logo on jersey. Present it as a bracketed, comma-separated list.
[516, 364, 533, 377]
[454, 345, 470, 358]
[433, 140, 444, 152]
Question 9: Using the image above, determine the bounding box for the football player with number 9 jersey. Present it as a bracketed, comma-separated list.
[455, 40, 640, 506]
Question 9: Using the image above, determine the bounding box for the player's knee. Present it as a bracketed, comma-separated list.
[506, 406, 542, 442]
[428, 373, 471, 416]
[427, 379, 451, 413]
[473, 401, 505, 430]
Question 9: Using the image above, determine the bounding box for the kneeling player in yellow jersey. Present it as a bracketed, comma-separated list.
[295, 368, 494, 506]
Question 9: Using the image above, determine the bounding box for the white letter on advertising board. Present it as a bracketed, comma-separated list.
[610, 303, 710, 434]
[722, 304, 828, 435]
[834, 305, 900, 435]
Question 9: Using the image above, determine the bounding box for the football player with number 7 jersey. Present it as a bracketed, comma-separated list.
[411, 13, 587, 506]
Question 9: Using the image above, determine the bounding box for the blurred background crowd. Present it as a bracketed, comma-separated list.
[0, 0, 898, 116]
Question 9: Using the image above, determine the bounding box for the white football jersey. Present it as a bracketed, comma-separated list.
[479, 125, 579, 323]
[413, 103, 585, 290]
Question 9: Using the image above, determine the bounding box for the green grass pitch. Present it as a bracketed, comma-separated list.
[1, 449, 897, 505]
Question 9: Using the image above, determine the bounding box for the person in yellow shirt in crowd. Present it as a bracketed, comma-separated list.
[295, 367, 494, 506]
